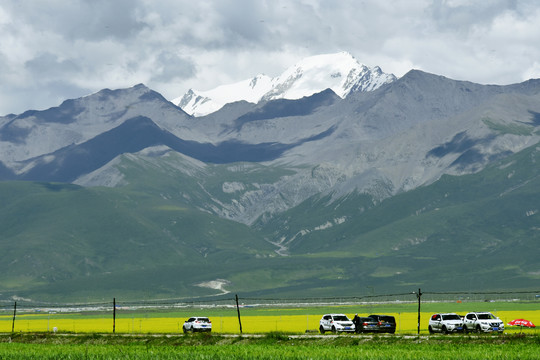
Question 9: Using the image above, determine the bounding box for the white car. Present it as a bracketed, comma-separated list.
[319, 314, 355, 333]
[463, 312, 504, 333]
[428, 313, 464, 334]
[183, 317, 212, 333]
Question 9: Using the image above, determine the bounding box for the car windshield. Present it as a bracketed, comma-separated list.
[442, 314, 461, 320]
[197, 318, 210, 323]
[477, 313, 495, 320]
[333, 315, 349, 321]
[379, 316, 395, 323]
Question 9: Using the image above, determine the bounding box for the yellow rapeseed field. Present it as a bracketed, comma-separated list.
[1, 310, 539, 334]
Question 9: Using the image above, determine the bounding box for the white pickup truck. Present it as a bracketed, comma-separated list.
[463, 312, 504, 333]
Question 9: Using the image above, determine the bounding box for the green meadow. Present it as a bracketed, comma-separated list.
[1, 332, 540, 359]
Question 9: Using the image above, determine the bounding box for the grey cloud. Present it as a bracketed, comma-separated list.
[65, 0, 147, 41]
[213, 1, 269, 45]
[153, 1, 273, 50]
[428, 0, 520, 33]
[25, 53, 81, 78]
[5, 0, 147, 41]
[151, 51, 196, 82]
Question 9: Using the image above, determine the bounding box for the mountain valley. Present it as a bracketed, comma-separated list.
[1, 53, 540, 302]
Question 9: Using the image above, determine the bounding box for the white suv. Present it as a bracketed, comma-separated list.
[463, 312, 504, 333]
[428, 313, 464, 334]
[319, 314, 355, 333]
[183, 317, 212, 332]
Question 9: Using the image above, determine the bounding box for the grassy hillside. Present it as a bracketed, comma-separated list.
[0, 180, 274, 301]
[256, 144, 540, 293]
[2, 145, 540, 301]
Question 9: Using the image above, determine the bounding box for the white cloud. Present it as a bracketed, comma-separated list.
[0, 0, 539, 115]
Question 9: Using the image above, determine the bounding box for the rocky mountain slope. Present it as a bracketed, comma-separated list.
[2, 70, 540, 225]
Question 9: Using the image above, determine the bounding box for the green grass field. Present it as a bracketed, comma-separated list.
[1, 333, 539, 359]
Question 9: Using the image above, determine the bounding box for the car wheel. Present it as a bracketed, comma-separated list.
[442, 326, 448, 335]
[319, 325, 325, 334]
[183, 326, 187, 333]
[428, 326, 434, 334]
[331, 326, 337, 334]
[476, 325, 481, 333]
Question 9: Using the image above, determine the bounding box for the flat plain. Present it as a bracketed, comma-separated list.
[1, 301, 539, 334]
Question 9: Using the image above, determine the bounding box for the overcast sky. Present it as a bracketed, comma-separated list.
[1, 0, 539, 115]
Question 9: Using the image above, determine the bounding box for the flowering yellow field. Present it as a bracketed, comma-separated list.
[1, 310, 539, 334]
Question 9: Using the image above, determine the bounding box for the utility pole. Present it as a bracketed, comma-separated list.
[11, 301, 17, 333]
[415, 288, 422, 335]
[113, 298, 116, 334]
[235, 294, 243, 334]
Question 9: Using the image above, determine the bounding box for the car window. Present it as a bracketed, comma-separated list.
[477, 313, 495, 320]
[333, 315, 349, 321]
[442, 314, 460, 320]
[379, 316, 395, 323]
[466, 314, 475, 320]
[323, 315, 331, 320]
[187, 318, 195, 322]
[198, 318, 210, 323]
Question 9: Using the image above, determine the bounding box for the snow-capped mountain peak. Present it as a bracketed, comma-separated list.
[175, 74, 273, 117]
[172, 52, 396, 116]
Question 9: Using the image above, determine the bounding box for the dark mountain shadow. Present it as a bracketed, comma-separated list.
[231, 89, 340, 131]
[19, 116, 335, 182]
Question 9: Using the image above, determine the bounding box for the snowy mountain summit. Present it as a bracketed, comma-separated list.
[173, 52, 396, 116]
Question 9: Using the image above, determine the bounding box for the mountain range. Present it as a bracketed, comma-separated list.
[1, 52, 540, 302]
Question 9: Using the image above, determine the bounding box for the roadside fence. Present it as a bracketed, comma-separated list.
[1, 289, 539, 334]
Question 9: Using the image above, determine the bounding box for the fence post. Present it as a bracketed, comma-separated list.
[416, 288, 422, 335]
[113, 298, 116, 334]
[11, 301, 17, 333]
[235, 294, 243, 334]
